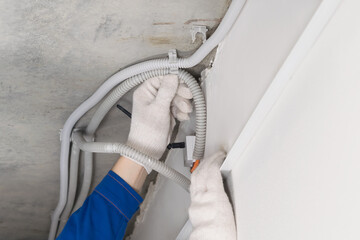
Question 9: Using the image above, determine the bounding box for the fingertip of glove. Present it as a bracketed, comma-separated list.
[172, 107, 190, 121]
[150, 76, 161, 88]
[166, 74, 178, 81]
[177, 112, 190, 121]
[162, 75, 179, 89]
[155, 75, 179, 103]
[177, 83, 193, 99]
[208, 151, 227, 168]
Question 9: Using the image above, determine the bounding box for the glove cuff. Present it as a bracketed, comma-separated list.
[122, 154, 153, 174]
[126, 137, 164, 161]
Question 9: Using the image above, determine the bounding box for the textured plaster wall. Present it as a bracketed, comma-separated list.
[0, 0, 229, 239]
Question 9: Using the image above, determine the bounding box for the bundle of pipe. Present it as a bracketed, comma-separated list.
[49, 0, 246, 239]
[58, 69, 205, 233]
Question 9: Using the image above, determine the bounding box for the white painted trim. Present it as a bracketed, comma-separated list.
[220, 0, 343, 175]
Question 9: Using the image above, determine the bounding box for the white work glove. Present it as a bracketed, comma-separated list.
[171, 82, 193, 121]
[126, 75, 192, 173]
[189, 152, 237, 240]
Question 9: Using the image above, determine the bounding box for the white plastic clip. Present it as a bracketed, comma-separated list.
[190, 25, 208, 43]
[168, 49, 179, 75]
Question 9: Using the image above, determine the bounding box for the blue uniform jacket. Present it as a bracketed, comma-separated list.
[57, 170, 143, 240]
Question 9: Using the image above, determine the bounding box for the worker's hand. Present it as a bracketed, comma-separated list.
[171, 82, 193, 121]
[189, 152, 236, 240]
[127, 75, 190, 172]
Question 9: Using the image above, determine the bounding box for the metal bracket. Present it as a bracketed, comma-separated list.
[190, 25, 208, 43]
[168, 49, 179, 75]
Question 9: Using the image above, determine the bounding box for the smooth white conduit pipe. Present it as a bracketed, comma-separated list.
[57, 145, 80, 232]
[49, 1, 246, 239]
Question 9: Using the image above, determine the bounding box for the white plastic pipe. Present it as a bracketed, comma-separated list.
[49, 1, 246, 239]
[71, 137, 93, 213]
[58, 135, 94, 232]
[71, 151, 93, 212]
[57, 145, 80, 233]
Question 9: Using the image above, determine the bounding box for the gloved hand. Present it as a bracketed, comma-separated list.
[126, 75, 192, 172]
[171, 82, 193, 121]
[189, 152, 236, 240]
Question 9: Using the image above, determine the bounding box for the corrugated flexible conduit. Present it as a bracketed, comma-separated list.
[49, 0, 246, 239]
[59, 69, 205, 229]
[72, 132, 191, 189]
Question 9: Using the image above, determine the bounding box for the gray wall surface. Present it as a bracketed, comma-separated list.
[0, 1, 229, 239]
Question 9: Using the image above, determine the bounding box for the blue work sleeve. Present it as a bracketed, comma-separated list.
[57, 170, 143, 240]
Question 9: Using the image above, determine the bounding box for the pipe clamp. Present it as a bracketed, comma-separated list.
[168, 49, 179, 75]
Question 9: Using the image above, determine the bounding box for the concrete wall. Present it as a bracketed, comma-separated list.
[204, 0, 360, 239]
[0, 1, 229, 239]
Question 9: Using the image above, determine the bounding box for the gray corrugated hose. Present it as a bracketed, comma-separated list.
[61, 69, 206, 223]
[49, 0, 246, 239]
[72, 132, 191, 190]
